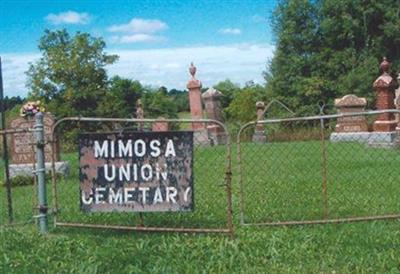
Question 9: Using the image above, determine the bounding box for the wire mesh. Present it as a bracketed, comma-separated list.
[51, 117, 233, 234]
[238, 110, 400, 226]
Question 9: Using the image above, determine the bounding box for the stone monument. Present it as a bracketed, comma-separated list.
[9, 110, 69, 177]
[187, 62, 209, 145]
[201, 87, 227, 145]
[333, 95, 368, 132]
[394, 73, 400, 124]
[152, 117, 169, 132]
[252, 101, 267, 143]
[330, 58, 399, 146]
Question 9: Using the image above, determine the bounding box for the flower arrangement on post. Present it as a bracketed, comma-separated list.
[20, 101, 45, 118]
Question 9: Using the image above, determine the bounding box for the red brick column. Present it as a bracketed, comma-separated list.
[373, 57, 399, 132]
[187, 63, 205, 130]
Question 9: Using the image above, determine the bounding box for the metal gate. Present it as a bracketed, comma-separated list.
[237, 109, 400, 226]
[50, 117, 233, 235]
[1, 126, 40, 226]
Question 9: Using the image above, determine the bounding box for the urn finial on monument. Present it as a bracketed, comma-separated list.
[189, 62, 196, 78]
[380, 57, 390, 73]
[187, 62, 202, 90]
[373, 57, 398, 90]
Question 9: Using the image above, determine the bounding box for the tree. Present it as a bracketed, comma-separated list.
[0, 96, 23, 112]
[26, 29, 118, 117]
[225, 83, 266, 123]
[213, 79, 241, 108]
[265, 0, 400, 115]
[169, 88, 189, 113]
[98, 76, 143, 118]
[141, 87, 178, 119]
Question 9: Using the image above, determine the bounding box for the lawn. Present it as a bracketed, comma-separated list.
[1, 141, 400, 273]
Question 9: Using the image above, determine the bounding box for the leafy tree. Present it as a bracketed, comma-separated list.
[225, 83, 266, 123]
[213, 79, 241, 108]
[98, 76, 143, 118]
[169, 88, 189, 113]
[141, 87, 178, 119]
[0, 96, 23, 112]
[26, 29, 118, 117]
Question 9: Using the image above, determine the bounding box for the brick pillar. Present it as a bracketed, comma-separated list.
[202, 87, 226, 145]
[252, 101, 267, 143]
[186, 63, 209, 145]
[372, 57, 399, 132]
[187, 63, 205, 131]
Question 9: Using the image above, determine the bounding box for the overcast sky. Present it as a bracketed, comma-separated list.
[1, 0, 277, 98]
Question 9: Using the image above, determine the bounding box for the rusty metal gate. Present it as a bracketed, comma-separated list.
[237, 109, 400, 226]
[50, 117, 233, 235]
[1, 126, 39, 226]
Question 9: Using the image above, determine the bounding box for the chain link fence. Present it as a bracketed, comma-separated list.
[238, 109, 400, 226]
[50, 117, 233, 234]
[4, 109, 400, 233]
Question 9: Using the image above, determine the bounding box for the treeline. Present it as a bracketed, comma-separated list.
[265, 0, 400, 115]
[0, 96, 24, 112]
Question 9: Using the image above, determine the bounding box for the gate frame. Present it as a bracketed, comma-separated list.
[50, 117, 234, 235]
[237, 109, 400, 227]
[0, 127, 40, 226]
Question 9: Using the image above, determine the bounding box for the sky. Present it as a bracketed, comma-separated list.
[0, 0, 277, 98]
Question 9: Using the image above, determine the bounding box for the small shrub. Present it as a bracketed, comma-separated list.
[1, 173, 60, 187]
[1, 175, 34, 187]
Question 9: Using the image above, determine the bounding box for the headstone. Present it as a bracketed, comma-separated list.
[152, 117, 169, 132]
[372, 57, 398, 132]
[201, 87, 227, 145]
[334, 95, 368, 132]
[187, 63, 209, 145]
[252, 101, 267, 143]
[9, 112, 69, 177]
[330, 58, 399, 147]
[10, 113, 58, 164]
[136, 99, 144, 131]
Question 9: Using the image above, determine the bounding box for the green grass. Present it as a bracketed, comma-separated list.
[2, 141, 400, 273]
[240, 141, 400, 223]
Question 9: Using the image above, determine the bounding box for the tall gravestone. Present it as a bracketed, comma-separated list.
[9, 112, 69, 177]
[372, 57, 398, 132]
[394, 73, 400, 126]
[136, 99, 144, 131]
[187, 63, 209, 145]
[202, 87, 227, 145]
[252, 101, 267, 143]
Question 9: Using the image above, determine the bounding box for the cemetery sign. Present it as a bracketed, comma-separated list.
[79, 131, 194, 212]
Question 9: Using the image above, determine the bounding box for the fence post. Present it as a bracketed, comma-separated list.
[35, 112, 48, 233]
[0, 57, 13, 224]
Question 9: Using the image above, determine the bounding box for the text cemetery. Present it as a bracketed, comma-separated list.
[79, 131, 194, 212]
